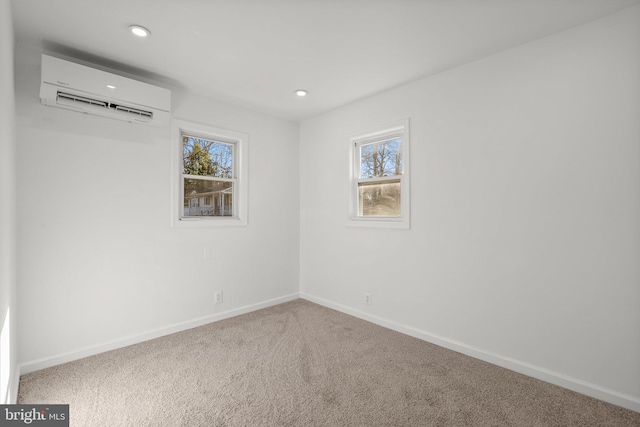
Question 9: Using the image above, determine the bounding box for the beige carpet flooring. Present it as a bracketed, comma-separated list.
[18, 299, 640, 426]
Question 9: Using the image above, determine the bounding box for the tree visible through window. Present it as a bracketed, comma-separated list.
[360, 137, 402, 179]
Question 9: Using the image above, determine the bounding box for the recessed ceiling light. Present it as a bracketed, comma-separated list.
[129, 25, 150, 37]
[295, 90, 308, 97]
[106, 84, 116, 89]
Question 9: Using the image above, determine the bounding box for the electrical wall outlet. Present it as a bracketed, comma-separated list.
[364, 292, 372, 305]
[203, 247, 212, 260]
[214, 290, 223, 304]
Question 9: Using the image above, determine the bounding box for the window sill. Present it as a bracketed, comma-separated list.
[172, 216, 247, 228]
[347, 217, 409, 229]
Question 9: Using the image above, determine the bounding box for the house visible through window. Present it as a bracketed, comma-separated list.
[172, 119, 248, 227]
[350, 119, 410, 228]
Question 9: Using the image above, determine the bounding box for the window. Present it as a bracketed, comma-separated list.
[349, 118, 410, 228]
[182, 135, 234, 217]
[172, 119, 248, 227]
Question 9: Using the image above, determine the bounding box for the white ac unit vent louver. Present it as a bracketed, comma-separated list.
[39, 54, 171, 126]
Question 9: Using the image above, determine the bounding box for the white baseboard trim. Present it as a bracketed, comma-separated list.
[300, 292, 640, 414]
[10, 365, 20, 404]
[19, 293, 300, 376]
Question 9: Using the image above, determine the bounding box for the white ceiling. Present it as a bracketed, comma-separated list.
[11, 0, 640, 122]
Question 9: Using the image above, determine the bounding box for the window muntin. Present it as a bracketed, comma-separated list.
[350, 119, 409, 228]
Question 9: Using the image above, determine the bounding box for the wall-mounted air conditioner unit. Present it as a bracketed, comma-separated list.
[39, 54, 171, 126]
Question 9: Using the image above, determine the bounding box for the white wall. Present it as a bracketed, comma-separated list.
[300, 6, 640, 410]
[0, 0, 18, 404]
[15, 45, 300, 367]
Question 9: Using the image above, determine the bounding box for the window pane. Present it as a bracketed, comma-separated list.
[358, 180, 401, 217]
[183, 136, 233, 178]
[183, 178, 233, 217]
[360, 137, 402, 178]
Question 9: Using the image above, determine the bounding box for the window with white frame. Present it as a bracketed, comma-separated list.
[172, 119, 248, 227]
[349, 119, 410, 228]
